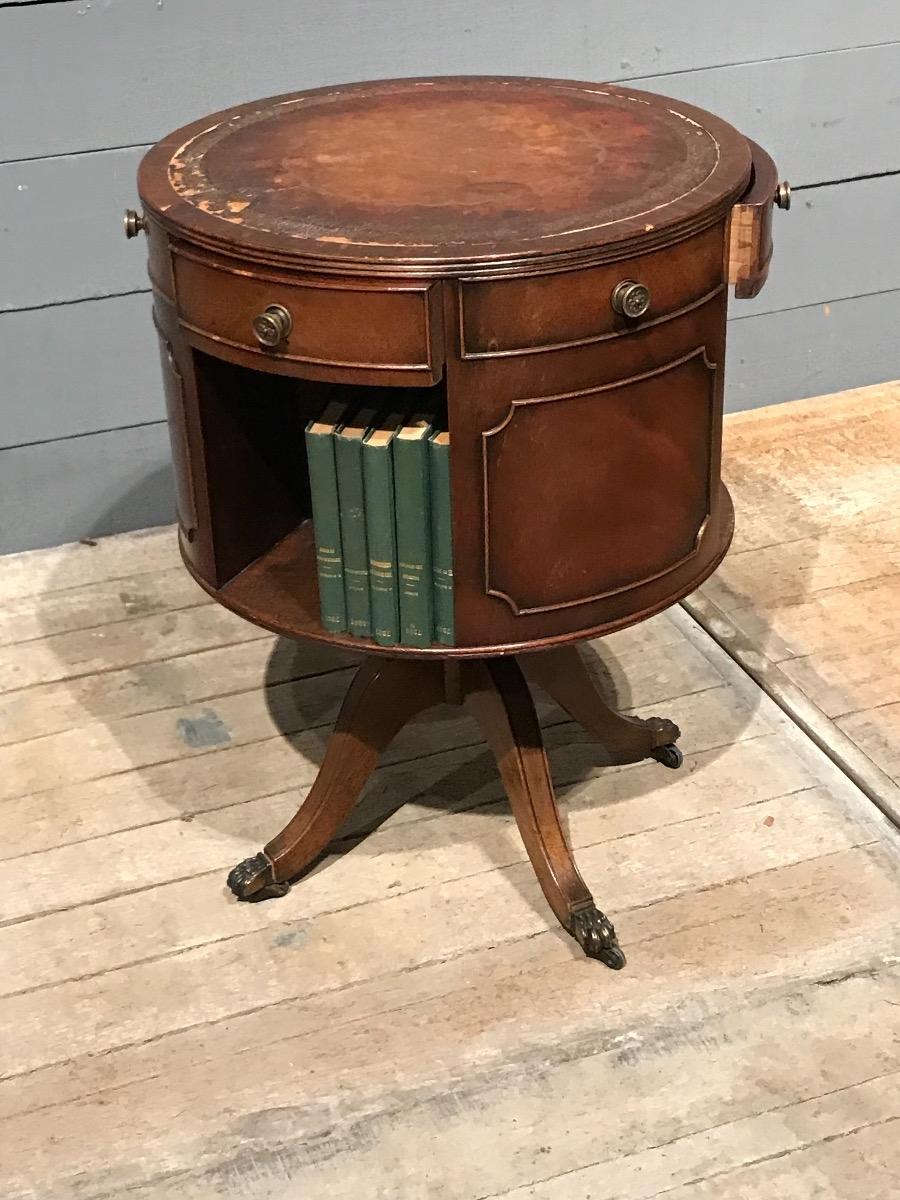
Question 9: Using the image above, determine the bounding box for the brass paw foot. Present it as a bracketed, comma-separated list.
[643, 715, 681, 748]
[226, 852, 290, 901]
[570, 904, 627, 970]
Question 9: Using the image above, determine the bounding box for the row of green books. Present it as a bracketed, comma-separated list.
[305, 403, 453, 647]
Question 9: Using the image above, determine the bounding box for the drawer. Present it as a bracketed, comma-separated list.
[728, 140, 779, 299]
[459, 222, 725, 358]
[172, 249, 443, 382]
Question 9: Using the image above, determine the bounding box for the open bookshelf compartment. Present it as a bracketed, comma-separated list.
[189, 352, 450, 648]
[195, 353, 322, 587]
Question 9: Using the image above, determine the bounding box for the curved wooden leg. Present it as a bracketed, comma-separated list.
[525, 644, 683, 768]
[463, 657, 626, 969]
[227, 657, 445, 900]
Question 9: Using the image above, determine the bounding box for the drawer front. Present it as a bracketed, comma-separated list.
[481, 346, 717, 615]
[460, 222, 725, 358]
[728, 140, 778, 299]
[172, 251, 441, 378]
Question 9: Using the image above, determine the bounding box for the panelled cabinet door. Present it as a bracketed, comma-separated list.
[156, 335, 200, 554]
[482, 347, 717, 615]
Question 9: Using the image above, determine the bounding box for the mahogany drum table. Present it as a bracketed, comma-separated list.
[129, 76, 787, 969]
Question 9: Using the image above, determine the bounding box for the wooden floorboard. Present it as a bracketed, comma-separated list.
[2, 407, 900, 1198]
[688, 379, 900, 816]
[0, 525, 176, 603]
[0, 564, 208, 649]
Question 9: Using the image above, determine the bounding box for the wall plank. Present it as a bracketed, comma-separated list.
[645, 42, 900, 187]
[1, 146, 145, 312]
[0, 423, 173, 555]
[3, 1, 899, 161]
[726, 289, 900, 412]
[738, 174, 900, 317]
[0, 293, 161, 448]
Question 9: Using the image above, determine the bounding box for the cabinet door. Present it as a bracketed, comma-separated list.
[157, 334, 200, 551]
[481, 346, 716, 615]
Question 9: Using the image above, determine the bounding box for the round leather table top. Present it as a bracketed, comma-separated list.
[139, 76, 752, 273]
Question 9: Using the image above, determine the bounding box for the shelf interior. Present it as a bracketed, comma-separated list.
[192, 352, 449, 648]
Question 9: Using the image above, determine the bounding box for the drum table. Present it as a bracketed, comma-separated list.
[129, 76, 787, 969]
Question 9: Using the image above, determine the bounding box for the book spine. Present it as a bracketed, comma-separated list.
[335, 433, 372, 638]
[429, 436, 454, 645]
[363, 438, 400, 646]
[304, 423, 347, 633]
[394, 437, 434, 647]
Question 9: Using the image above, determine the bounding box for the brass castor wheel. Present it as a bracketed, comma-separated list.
[651, 743, 684, 769]
[596, 942, 627, 970]
[247, 880, 292, 901]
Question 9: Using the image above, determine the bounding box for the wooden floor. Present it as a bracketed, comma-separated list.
[2, 383, 900, 1199]
[688, 381, 900, 820]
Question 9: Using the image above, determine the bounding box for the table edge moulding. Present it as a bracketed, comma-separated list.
[128, 75, 789, 970]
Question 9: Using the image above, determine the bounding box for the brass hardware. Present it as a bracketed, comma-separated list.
[611, 279, 651, 319]
[252, 304, 293, 348]
[774, 181, 791, 211]
[123, 209, 147, 238]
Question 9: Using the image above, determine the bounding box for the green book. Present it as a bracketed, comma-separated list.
[363, 412, 404, 646]
[428, 428, 454, 645]
[394, 415, 434, 647]
[304, 401, 348, 634]
[335, 407, 377, 638]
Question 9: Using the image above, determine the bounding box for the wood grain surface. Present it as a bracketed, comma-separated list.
[688, 380, 900, 820]
[2, 436, 900, 1196]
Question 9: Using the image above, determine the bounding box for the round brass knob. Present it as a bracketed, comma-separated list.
[774, 181, 792, 211]
[123, 209, 147, 239]
[611, 279, 651, 319]
[252, 304, 293, 348]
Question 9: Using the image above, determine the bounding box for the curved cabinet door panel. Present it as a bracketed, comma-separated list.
[482, 347, 716, 615]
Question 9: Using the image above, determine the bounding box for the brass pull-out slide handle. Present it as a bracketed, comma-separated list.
[774, 181, 791, 211]
[124, 209, 147, 238]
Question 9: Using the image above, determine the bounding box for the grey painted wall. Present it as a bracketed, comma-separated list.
[2, 2, 899, 554]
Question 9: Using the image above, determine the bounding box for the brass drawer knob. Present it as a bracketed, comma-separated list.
[123, 209, 147, 239]
[774, 180, 791, 211]
[252, 304, 293, 348]
[611, 279, 651, 319]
